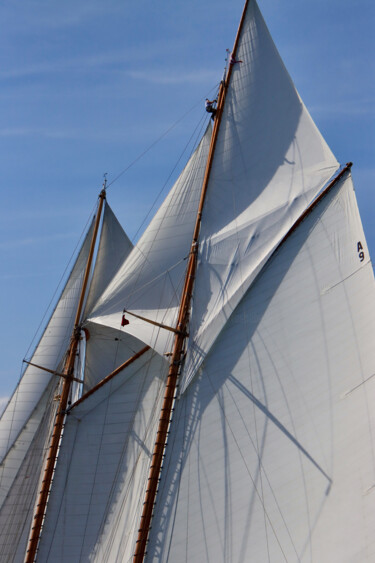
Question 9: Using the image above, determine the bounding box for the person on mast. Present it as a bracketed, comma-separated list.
[205, 98, 217, 120]
[226, 48, 243, 65]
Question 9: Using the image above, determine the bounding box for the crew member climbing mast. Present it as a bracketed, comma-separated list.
[205, 98, 217, 120]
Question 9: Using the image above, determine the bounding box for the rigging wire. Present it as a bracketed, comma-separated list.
[106, 85, 219, 191]
[17, 86, 218, 374]
[22, 201, 98, 364]
[131, 110, 207, 243]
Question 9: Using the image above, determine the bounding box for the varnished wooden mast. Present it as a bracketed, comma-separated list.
[24, 187, 106, 563]
[133, 2, 250, 561]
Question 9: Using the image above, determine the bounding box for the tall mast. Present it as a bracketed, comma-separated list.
[133, 2, 250, 560]
[25, 186, 106, 563]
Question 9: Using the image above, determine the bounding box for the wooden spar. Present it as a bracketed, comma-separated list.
[133, 2, 250, 561]
[123, 309, 187, 335]
[70, 345, 150, 409]
[277, 162, 353, 248]
[24, 188, 106, 563]
[23, 360, 84, 384]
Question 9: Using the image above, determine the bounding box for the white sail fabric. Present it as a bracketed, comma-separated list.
[182, 0, 339, 390]
[82, 321, 148, 391]
[0, 378, 58, 511]
[0, 378, 59, 563]
[36, 349, 168, 562]
[89, 125, 212, 356]
[84, 202, 133, 318]
[146, 173, 375, 562]
[0, 219, 95, 466]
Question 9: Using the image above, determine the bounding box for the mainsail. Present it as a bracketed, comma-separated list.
[146, 171, 375, 562]
[1, 1, 374, 561]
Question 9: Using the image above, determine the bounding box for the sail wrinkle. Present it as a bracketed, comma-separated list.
[146, 173, 375, 562]
[181, 0, 339, 391]
[89, 125, 212, 356]
[82, 321, 150, 392]
[36, 349, 169, 562]
[3, 1, 375, 561]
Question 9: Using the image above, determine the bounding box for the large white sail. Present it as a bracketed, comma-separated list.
[89, 124, 212, 356]
[3, 1, 374, 562]
[182, 0, 339, 390]
[146, 172, 375, 561]
[36, 349, 168, 562]
[0, 220, 95, 465]
[0, 219, 97, 520]
[0, 200, 133, 558]
[0, 378, 59, 563]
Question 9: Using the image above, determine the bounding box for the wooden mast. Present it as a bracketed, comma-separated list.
[24, 187, 106, 563]
[133, 2, 250, 561]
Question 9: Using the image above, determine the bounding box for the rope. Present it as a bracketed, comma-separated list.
[131, 111, 207, 243]
[106, 85, 220, 192]
[23, 202, 97, 363]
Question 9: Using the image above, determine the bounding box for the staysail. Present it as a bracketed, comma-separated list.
[36, 348, 168, 562]
[89, 124, 212, 356]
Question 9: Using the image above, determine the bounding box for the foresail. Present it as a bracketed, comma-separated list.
[84, 202, 133, 318]
[182, 0, 339, 390]
[89, 124, 212, 356]
[36, 349, 168, 562]
[146, 172, 375, 561]
[0, 218, 95, 466]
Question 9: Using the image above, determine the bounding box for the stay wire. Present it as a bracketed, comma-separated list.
[22, 201, 98, 364]
[131, 110, 207, 243]
[106, 85, 220, 191]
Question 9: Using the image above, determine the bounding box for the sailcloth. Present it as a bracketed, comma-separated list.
[84, 202, 133, 319]
[36, 349, 168, 562]
[82, 202, 134, 391]
[0, 218, 96, 517]
[3, 1, 375, 561]
[182, 0, 339, 390]
[0, 200, 132, 553]
[82, 321, 149, 392]
[0, 378, 59, 562]
[146, 172, 375, 562]
[89, 125, 212, 356]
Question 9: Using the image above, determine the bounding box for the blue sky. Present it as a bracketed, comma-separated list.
[0, 0, 374, 405]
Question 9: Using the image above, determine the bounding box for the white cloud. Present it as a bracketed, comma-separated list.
[127, 68, 219, 85]
[310, 98, 375, 118]
[0, 232, 75, 251]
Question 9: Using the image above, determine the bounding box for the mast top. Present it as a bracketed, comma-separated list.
[101, 173, 108, 198]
